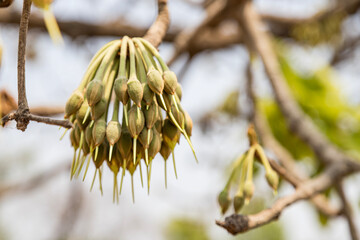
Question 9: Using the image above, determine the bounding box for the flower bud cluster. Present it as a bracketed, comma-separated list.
[63, 37, 197, 202]
[218, 125, 279, 214]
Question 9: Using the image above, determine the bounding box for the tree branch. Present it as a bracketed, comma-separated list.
[0, 0, 13, 8]
[168, 0, 230, 65]
[15, 0, 32, 131]
[336, 183, 359, 240]
[143, 0, 170, 48]
[28, 114, 73, 128]
[216, 163, 360, 234]
[0, 11, 177, 41]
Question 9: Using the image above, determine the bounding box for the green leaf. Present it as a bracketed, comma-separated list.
[165, 218, 209, 240]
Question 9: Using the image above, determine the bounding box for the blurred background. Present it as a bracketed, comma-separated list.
[0, 0, 360, 239]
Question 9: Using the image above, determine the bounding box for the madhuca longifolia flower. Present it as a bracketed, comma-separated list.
[217, 125, 279, 214]
[62, 37, 197, 203]
[32, 0, 63, 44]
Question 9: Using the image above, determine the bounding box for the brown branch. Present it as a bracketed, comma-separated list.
[0, 11, 178, 41]
[15, 0, 32, 131]
[336, 183, 359, 240]
[28, 113, 72, 128]
[0, 0, 13, 8]
[143, 0, 170, 48]
[237, 0, 358, 166]
[168, 0, 230, 65]
[1, 112, 72, 128]
[331, 36, 360, 65]
[29, 106, 64, 116]
[216, 162, 360, 234]
[262, 0, 360, 38]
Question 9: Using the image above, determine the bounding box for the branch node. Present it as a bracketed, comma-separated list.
[216, 214, 249, 235]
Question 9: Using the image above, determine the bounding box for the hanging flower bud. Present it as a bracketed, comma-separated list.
[233, 194, 245, 213]
[138, 128, 153, 149]
[156, 93, 171, 111]
[114, 77, 129, 105]
[171, 104, 185, 128]
[183, 111, 193, 137]
[93, 142, 107, 168]
[265, 170, 279, 192]
[91, 98, 106, 121]
[175, 83, 182, 101]
[86, 79, 104, 107]
[106, 121, 122, 146]
[117, 130, 133, 160]
[218, 190, 231, 214]
[70, 128, 79, 149]
[162, 119, 181, 149]
[128, 105, 145, 138]
[107, 148, 121, 173]
[147, 68, 164, 95]
[144, 101, 158, 129]
[160, 142, 172, 160]
[82, 139, 90, 156]
[65, 90, 84, 118]
[148, 129, 161, 159]
[74, 123, 81, 145]
[113, 147, 123, 169]
[142, 83, 154, 106]
[127, 77, 143, 107]
[76, 101, 90, 130]
[92, 119, 106, 147]
[163, 70, 178, 95]
[32, 0, 53, 8]
[244, 181, 254, 204]
[84, 124, 94, 148]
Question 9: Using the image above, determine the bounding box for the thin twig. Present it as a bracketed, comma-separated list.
[336, 183, 359, 240]
[143, 0, 170, 48]
[28, 114, 73, 128]
[1, 112, 72, 128]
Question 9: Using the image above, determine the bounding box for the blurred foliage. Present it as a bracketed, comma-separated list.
[217, 90, 240, 117]
[317, 211, 329, 226]
[235, 198, 285, 240]
[165, 217, 209, 240]
[291, 11, 345, 45]
[198, 90, 240, 133]
[260, 51, 360, 162]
